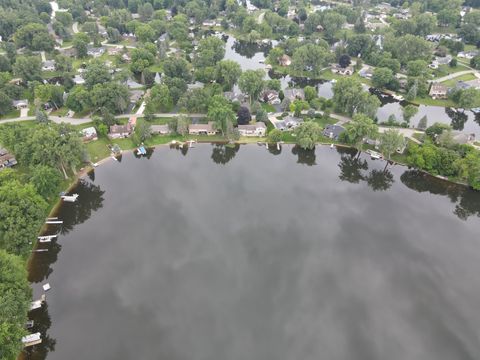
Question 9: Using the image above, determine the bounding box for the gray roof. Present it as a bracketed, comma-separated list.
[323, 124, 345, 139]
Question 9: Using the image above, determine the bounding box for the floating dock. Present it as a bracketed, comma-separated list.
[45, 220, 63, 224]
[22, 333, 42, 347]
[30, 295, 46, 310]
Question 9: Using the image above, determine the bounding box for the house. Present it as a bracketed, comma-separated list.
[126, 78, 143, 89]
[73, 75, 85, 85]
[429, 83, 448, 99]
[359, 66, 374, 79]
[108, 124, 132, 139]
[187, 81, 204, 91]
[452, 131, 475, 145]
[283, 88, 305, 101]
[42, 60, 56, 72]
[456, 79, 480, 90]
[331, 64, 354, 76]
[261, 90, 280, 104]
[81, 127, 98, 142]
[238, 122, 267, 137]
[278, 54, 292, 67]
[202, 20, 216, 27]
[458, 51, 479, 59]
[129, 90, 144, 104]
[323, 124, 345, 140]
[283, 116, 303, 129]
[224, 91, 247, 103]
[87, 47, 105, 58]
[12, 99, 28, 109]
[0, 148, 17, 169]
[151, 124, 171, 135]
[188, 122, 216, 135]
[429, 55, 452, 69]
[107, 47, 122, 56]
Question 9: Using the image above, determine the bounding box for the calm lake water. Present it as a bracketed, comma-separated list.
[25, 144, 480, 360]
[222, 34, 480, 136]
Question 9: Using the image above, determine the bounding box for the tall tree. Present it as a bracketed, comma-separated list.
[238, 69, 265, 104]
[294, 121, 322, 150]
[207, 95, 237, 135]
[379, 129, 404, 160]
[344, 114, 378, 153]
[215, 60, 242, 91]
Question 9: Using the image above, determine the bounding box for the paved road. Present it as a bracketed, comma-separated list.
[429, 70, 479, 83]
[0, 113, 207, 126]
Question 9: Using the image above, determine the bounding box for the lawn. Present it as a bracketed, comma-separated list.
[441, 73, 477, 87]
[261, 103, 276, 113]
[411, 96, 455, 107]
[431, 64, 470, 79]
[0, 109, 20, 120]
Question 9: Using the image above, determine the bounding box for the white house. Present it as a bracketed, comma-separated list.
[12, 99, 29, 109]
[42, 60, 56, 72]
[238, 122, 267, 137]
[81, 127, 98, 142]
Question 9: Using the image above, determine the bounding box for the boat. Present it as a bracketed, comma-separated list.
[32, 249, 49, 253]
[22, 333, 42, 347]
[43, 283, 51, 291]
[25, 320, 34, 329]
[471, 107, 480, 115]
[30, 295, 46, 310]
[366, 149, 383, 159]
[39, 238, 52, 243]
[61, 194, 79, 202]
[38, 234, 57, 241]
[136, 146, 147, 155]
[45, 220, 63, 224]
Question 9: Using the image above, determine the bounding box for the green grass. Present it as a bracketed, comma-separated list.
[411, 96, 455, 107]
[50, 107, 69, 116]
[148, 117, 174, 125]
[261, 103, 276, 113]
[311, 116, 337, 128]
[431, 64, 469, 79]
[0, 109, 20, 120]
[441, 73, 477, 87]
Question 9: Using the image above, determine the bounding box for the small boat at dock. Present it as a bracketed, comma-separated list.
[30, 295, 46, 310]
[366, 149, 383, 160]
[45, 220, 63, 224]
[38, 234, 58, 241]
[136, 146, 147, 155]
[22, 333, 42, 347]
[61, 193, 79, 202]
[32, 249, 49, 253]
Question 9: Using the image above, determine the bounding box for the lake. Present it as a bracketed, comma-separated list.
[25, 144, 480, 360]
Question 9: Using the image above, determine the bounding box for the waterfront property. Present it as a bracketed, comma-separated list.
[323, 124, 346, 140]
[151, 124, 171, 135]
[188, 122, 216, 135]
[237, 122, 267, 137]
[429, 83, 448, 99]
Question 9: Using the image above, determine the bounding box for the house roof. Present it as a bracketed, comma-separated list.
[109, 124, 130, 134]
[323, 124, 345, 137]
[238, 122, 266, 131]
[430, 83, 448, 93]
[82, 127, 97, 137]
[189, 122, 214, 131]
[151, 124, 170, 133]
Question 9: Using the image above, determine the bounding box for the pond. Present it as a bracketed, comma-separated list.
[24, 144, 480, 360]
[223, 34, 480, 136]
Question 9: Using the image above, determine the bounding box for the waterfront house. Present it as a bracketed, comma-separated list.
[452, 131, 475, 145]
[188, 122, 216, 135]
[12, 99, 28, 110]
[108, 124, 132, 139]
[429, 83, 448, 99]
[87, 47, 105, 58]
[238, 122, 267, 137]
[81, 127, 98, 142]
[151, 125, 171, 135]
[323, 124, 346, 140]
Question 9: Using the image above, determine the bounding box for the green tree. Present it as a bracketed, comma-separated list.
[132, 118, 152, 145]
[215, 60, 242, 91]
[146, 84, 173, 113]
[294, 121, 322, 150]
[14, 23, 54, 51]
[30, 165, 62, 199]
[207, 95, 237, 135]
[372, 67, 396, 90]
[0, 249, 32, 359]
[402, 104, 419, 124]
[344, 113, 378, 152]
[267, 129, 283, 143]
[90, 83, 130, 114]
[292, 44, 332, 77]
[163, 57, 192, 82]
[84, 60, 112, 89]
[304, 86, 317, 102]
[130, 48, 155, 74]
[289, 99, 309, 117]
[136, 24, 156, 43]
[0, 91, 12, 116]
[380, 129, 404, 160]
[332, 77, 380, 118]
[73, 33, 90, 58]
[0, 180, 48, 255]
[66, 86, 91, 112]
[13, 56, 42, 82]
[238, 69, 265, 104]
[418, 115, 428, 130]
[177, 115, 191, 136]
